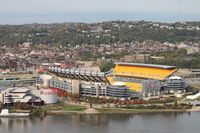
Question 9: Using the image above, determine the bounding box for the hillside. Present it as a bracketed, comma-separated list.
[1, 21, 200, 47]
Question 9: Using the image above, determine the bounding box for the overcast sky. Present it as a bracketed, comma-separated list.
[0, 0, 200, 24]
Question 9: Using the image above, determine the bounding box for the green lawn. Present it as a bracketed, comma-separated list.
[43, 103, 87, 112]
[97, 108, 184, 114]
[63, 104, 87, 112]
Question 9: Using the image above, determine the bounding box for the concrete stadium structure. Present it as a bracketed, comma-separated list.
[47, 62, 177, 99]
[108, 62, 177, 97]
[166, 76, 186, 93]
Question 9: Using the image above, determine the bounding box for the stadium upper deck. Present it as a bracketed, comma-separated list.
[112, 62, 177, 81]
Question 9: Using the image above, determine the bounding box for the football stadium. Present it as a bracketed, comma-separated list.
[47, 62, 177, 99]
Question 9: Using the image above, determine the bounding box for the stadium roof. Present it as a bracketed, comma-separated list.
[115, 62, 176, 69]
[48, 67, 109, 83]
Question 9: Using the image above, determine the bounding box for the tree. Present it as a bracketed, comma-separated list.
[99, 60, 114, 72]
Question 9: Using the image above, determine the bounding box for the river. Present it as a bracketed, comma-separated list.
[0, 112, 200, 133]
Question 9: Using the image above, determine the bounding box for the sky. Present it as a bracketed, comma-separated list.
[0, 0, 200, 24]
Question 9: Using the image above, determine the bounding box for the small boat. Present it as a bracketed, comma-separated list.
[0, 109, 29, 117]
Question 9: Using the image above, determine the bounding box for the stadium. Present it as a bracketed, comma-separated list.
[47, 62, 177, 100]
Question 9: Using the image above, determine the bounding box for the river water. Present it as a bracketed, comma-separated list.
[0, 112, 200, 133]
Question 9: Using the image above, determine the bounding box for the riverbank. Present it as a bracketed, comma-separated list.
[48, 108, 188, 115]
[42, 103, 198, 115]
[6, 102, 200, 116]
[6, 106, 199, 116]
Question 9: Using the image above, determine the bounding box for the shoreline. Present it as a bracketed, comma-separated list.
[40, 103, 200, 115]
[8, 103, 200, 116]
[46, 108, 200, 115]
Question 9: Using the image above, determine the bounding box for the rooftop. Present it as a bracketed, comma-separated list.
[10, 87, 30, 93]
[169, 76, 183, 80]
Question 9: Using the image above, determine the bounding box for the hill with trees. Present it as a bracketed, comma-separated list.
[1, 21, 200, 47]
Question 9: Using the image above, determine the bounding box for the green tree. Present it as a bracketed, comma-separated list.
[99, 60, 114, 72]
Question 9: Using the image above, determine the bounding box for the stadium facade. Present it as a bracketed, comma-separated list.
[47, 62, 177, 99]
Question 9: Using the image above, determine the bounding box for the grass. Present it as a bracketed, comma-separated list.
[42, 103, 87, 113]
[63, 104, 87, 112]
[43, 103, 188, 114]
[97, 108, 185, 114]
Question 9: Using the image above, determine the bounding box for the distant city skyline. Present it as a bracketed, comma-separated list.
[0, 0, 200, 24]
